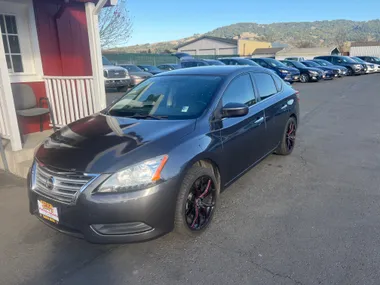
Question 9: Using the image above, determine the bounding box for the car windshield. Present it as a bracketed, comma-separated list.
[303, 61, 319, 67]
[265, 58, 287, 68]
[236, 59, 259, 66]
[102, 56, 113, 65]
[123, 65, 143, 72]
[374, 57, 380, 63]
[315, 60, 332, 66]
[352, 57, 365, 64]
[107, 75, 222, 120]
[292, 61, 307, 68]
[340, 56, 356, 63]
[205, 60, 225, 65]
[140, 65, 162, 72]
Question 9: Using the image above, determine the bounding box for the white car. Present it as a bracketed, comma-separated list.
[352, 57, 376, 74]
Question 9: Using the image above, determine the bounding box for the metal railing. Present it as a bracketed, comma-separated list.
[44, 76, 96, 127]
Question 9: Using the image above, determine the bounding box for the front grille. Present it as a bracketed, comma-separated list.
[33, 163, 98, 204]
[106, 69, 126, 78]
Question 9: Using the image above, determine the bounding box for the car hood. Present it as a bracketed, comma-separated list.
[305, 67, 323, 72]
[280, 67, 299, 73]
[35, 114, 196, 173]
[130, 71, 153, 77]
[103, 65, 127, 72]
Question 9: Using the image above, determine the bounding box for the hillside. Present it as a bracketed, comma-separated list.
[106, 19, 380, 54]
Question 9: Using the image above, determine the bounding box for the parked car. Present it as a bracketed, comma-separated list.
[180, 58, 210, 68]
[311, 59, 348, 77]
[351, 57, 377, 73]
[281, 60, 324, 82]
[102, 56, 131, 92]
[314, 56, 365, 76]
[137, 65, 164, 75]
[157, 64, 181, 71]
[218, 57, 260, 66]
[301, 60, 338, 78]
[119, 64, 153, 86]
[28, 66, 299, 243]
[250, 58, 300, 82]
[356, 56, 380, 65]
[284, 57, 305, 62]
[356, 56, 380, 72]
[203, 59, 226, 66]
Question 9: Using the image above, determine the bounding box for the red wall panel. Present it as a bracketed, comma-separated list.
[33, 0, 92, 76]
[20, 1, 93, 135]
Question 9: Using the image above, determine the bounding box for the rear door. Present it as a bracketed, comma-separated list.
[252, 72, 291, 152]
[218, 73, 266, 183]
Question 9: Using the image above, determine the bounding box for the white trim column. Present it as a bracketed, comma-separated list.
[85, 2, 107, 111]
[0, 34, 22, 151]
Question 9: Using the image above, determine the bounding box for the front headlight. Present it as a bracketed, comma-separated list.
[132, 75, 142, 79]
[279, 69, 289, 74]
[309, 70, 318, 75]
[96, 155, 168, 193]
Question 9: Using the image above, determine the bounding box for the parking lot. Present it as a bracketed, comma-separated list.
[1, 73, 380, 285]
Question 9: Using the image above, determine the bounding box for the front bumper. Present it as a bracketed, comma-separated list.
[28, 171, 180, 244]
[283, 73, 300, 82]
[309, 73, 322, 81]
[105, 78, 131, 88]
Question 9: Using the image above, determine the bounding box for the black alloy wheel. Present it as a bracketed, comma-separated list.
[185, 175, 216, 231]
[346, 68, 353, 76]
[174, 165, 219, 237]
[276, 116, 297, 155]
[300, 74, 309, 83]
[285, 120, 296, 152]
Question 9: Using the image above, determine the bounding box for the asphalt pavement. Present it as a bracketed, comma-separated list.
[1, 74, 380, 285]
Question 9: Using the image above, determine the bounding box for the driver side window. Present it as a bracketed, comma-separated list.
[258, 60, 268, 68]
[222, 74, 257, 107]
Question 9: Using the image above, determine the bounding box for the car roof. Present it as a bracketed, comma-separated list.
[155, 66, 265, 76]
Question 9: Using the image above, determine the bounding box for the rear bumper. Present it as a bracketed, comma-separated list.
[28, 170, 180, 244]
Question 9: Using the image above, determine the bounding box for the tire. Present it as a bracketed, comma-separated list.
[276, 116, 297, 155]
[300, 73, 309, 83]
[346, 68, 353, 76]
[116, 86, 128, 92]
[174, 165, 220, 237]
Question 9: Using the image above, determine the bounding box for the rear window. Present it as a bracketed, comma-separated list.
[253, 73, 278, 99]
[271, 74, 283, 92]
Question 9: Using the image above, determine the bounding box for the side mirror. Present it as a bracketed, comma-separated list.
[222, 102, 249, 118]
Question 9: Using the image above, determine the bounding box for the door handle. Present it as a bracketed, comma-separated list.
[254, 117, 264, 124]
[280, 104, 287, 110]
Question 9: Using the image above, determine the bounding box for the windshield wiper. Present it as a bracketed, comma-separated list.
[129, 114, 168, 120]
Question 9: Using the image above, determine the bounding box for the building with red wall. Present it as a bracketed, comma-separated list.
[0, 0, 110, 153]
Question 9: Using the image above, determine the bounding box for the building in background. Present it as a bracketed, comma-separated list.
[251, 47, 284, 58]
[176, 36, 271, 57]
[350, 42, 380, 57]
[276, 47, 340, 60]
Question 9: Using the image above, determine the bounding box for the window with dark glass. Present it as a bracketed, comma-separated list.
[0, 14, 23, 73]
[254, 73, 278, 99]
[222, 74, 256, 107]
[272, 74, 283, 92]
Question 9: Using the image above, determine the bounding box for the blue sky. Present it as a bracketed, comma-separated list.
[126, 0, 380, 46]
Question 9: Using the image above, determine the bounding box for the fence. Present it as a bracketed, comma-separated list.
[103, 53, 238, 66]
[44, 76, 97, 127]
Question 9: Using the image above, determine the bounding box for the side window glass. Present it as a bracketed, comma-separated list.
[258, 60, 267, 67]
[222, 74, 256, 107]
[254, 73, 278, 99]
[272, 74, 283, 92]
